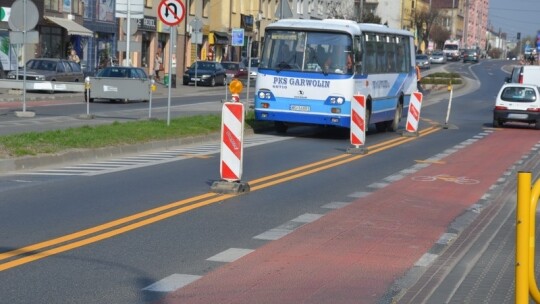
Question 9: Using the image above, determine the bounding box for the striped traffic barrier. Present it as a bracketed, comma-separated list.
[210, 101, 250, 194]
[347, 95, 368, 154]
[403, 92, 423, 137]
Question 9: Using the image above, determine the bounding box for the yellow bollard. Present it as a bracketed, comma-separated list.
[529, 177, 540, 302]
[517, 172, 531, 304]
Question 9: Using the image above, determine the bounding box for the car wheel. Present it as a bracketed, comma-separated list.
[210, 77, 216, 87]
[535, 120, 540, 130]
[183, 80, 189, 85]
[493, 119, 501, 128]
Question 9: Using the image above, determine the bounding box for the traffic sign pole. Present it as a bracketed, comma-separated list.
[158, 0, 185, 126]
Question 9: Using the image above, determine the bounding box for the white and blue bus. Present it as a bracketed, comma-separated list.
[254, 19, 417, 133]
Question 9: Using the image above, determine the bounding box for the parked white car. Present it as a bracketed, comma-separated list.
[493, 83, 540, 129]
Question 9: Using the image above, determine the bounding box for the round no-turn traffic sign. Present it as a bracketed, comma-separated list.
[158, 0, 185, 26]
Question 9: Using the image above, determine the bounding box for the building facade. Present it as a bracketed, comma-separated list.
[0, 0, 493, 76]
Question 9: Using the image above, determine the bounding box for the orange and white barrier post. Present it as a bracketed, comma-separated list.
[403, 92, 423, 137]
[220, 102, 244, 182]
[347, 95, 368, 154]
[211, 80, 250, 194]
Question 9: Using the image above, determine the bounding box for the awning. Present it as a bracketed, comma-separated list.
[213, 31, 230, 45]
[45, 16, 93, 37]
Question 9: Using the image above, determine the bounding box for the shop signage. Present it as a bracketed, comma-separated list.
[137, 16, 157, 31]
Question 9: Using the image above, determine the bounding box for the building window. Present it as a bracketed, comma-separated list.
[189, 0, 195, 15]
[45, 0, 59, 11]
[203, 0, 209, 17]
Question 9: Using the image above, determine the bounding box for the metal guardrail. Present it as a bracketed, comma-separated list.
[516, 172, 540, 303]
[0, 79, 85, 92]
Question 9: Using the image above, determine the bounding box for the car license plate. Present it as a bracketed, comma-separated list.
[191, 78, 200, 81]
[508, 113, 528, 119]
[290, 105, 310, 112]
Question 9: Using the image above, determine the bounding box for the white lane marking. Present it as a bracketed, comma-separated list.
[207, 248, 254, 263]
[17, 134, 291, 176]
[321, 201, 351, 209]
[414, 253, 439, 267]
[291, 213, 323, 223]
[142, 274, 201, 292]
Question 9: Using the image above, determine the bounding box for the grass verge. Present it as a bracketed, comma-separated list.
[0, 111, 270, 158]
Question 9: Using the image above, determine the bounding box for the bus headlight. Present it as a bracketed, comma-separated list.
[256, 90, 275, 101]
[326, 96, 345, 105]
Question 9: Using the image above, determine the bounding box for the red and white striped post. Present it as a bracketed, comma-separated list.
[211, 101, 250, 194]
[347, 95, 368, 154]
[403, 92, 423, 137]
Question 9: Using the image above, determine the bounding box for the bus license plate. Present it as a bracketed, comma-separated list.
[290, 105, 310, 112]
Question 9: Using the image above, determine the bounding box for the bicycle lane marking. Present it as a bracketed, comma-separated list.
[155, 128, 540, 304]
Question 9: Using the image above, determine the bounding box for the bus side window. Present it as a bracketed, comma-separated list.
[354, 36, 362, 74]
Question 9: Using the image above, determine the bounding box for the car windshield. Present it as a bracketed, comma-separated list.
[416, 55, 428, 60]
[27, 60, 57, 71]
[191, 62, 215, 70]
[222, 63, 239, 70]
[501, 87, 537, 102]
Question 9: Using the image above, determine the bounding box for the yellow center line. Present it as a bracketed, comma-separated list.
[0, 125, 441, 271]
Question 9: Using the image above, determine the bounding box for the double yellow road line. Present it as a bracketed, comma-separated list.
[0, 126, 441, 272]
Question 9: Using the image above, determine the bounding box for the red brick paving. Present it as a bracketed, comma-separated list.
[157, 129, 539, 304]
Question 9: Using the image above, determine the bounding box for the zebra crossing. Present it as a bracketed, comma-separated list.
[19, 134, 290, 177]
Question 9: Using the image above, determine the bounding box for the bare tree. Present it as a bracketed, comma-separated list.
[430, 24, 451, 49]
[413, 8, 443, 51]
[326, 0, 355, 20]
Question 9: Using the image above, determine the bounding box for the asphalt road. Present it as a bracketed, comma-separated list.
[0, 60, 537, 303]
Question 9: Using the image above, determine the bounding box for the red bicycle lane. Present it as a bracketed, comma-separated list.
[156, 128, 540, 304]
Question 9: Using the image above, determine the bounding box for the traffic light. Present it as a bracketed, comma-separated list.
[517, 32, 521, 40]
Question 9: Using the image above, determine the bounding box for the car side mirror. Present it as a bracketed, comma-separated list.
[505, 76, 511, 83]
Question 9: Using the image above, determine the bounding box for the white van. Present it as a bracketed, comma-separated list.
[506, 65, 540, 85]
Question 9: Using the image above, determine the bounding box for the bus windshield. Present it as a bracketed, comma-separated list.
[260, 30, 353, 75]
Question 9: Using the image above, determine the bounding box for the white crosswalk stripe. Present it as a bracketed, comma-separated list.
[19, 134, 290, 176]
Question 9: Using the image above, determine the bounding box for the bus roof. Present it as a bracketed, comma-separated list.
[266, 19, 413, 38]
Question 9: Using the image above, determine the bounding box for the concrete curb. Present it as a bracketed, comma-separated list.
[0, 132, 224, 173]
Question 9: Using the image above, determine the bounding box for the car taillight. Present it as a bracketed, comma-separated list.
[495, 105, 508, 110]
[527, 108, 540, 112]
[519, 73, 523, 83]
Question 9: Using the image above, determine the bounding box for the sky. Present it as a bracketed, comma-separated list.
[488, 0, 540, 41]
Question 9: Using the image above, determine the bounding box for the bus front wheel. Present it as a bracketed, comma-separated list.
[275, 122, 288, 133]
[388, 102, 403, 132]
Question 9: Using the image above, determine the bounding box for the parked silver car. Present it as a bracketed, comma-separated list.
[415, 54, 431, 69]
[430, 51, 447, 64]
[7, 58, 84, 82]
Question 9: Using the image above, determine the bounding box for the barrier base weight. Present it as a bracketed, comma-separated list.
[211, 180, 251, 194]
[15, 111, 35, 118]
[346, 146, 368, 155]
[401, 130, 419, 137]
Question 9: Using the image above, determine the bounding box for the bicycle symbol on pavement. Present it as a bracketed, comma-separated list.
[411, 174, 480, 185]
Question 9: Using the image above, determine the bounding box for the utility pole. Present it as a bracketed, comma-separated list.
[463, 0, 469, 49]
